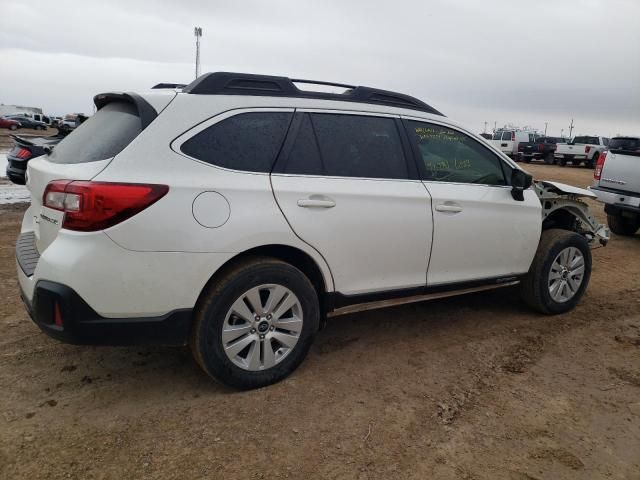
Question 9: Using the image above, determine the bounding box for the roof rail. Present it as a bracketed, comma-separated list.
[152, 83, 187, 89]
[182, 72, 443, 116]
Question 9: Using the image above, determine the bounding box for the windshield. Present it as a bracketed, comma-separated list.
[48, 102, 141, 164]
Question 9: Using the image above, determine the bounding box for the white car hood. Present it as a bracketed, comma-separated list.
[540, 181, 597, 198]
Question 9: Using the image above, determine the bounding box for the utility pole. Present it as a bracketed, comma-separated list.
[493, 121, 497, 133]
[194, 27, 203, 80]
[544, 122, 548, 136]
[483, 121, 488, 133]
[569, 118, 574, 138]
[561, 128, 564, 139]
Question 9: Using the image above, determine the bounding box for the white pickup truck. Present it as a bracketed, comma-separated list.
[555, 135, 609, 168]
[590, 136, 640, 236]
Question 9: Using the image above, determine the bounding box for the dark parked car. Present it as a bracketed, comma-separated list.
[517, 136, 561, 164]
[5, 116, 48, 130]
[0, 117, 21, 130]
[5, 134, 62, 185]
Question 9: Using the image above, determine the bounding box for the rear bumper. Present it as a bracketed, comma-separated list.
[589, 186, 640, 213]
[21, 280, 192, 346]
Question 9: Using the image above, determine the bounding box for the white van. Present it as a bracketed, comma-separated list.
[491, 129, 536, 157]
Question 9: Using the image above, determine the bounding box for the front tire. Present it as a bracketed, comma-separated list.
[607, 214, 640, 236]
[191, 257, 320, 389]
[520, 229, 592, 314]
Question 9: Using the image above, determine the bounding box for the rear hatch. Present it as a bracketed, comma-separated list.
[27, 95, 154, 254]
[599, 137, 640, 194]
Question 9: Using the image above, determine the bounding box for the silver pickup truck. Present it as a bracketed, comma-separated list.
[590, 136, 640, 235]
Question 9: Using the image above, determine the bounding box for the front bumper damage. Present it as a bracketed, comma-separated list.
[534, 181, 610, 246]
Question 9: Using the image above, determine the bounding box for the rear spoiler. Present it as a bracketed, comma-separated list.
[9, 134, 35, 147]
[93, 92, 158, 130]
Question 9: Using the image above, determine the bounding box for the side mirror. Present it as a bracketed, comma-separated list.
[511, 169, 533, 201]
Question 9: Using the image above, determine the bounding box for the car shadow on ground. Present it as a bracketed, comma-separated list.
[46, 286, 532, 397]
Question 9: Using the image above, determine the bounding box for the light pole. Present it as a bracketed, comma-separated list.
[544, 122, 548, 136]
[194, 27, 203, 80]
[569, 118, 574, 138]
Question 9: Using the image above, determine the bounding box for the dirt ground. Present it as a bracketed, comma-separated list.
[1, 163, 639, 479]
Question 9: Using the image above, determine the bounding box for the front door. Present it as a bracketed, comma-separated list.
[403, 119, 541, 286]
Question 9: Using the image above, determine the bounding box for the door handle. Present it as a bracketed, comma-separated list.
[435, 203, 463, 213]
[297, 197, 336, 208]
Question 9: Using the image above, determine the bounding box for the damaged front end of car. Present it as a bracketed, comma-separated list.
[534, 181, 609, 247]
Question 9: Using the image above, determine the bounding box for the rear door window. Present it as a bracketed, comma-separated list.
[280, 113, 409, 180]
[181, 112, 292, 173]
[502, 131, 513, 141]
[48, 102, 142, 164]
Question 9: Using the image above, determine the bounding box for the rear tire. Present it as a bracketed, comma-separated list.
[558, 158, 567, 167]
[190, 257, 320, 390]
[9, 124, 17, 131]
[607, 214, 640, 236]
[544, 152, 555, 165]
[587, 153, 598, 169]
[520, 229, 592, 314]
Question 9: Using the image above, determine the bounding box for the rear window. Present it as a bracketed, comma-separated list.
[609, 137, 640, 152]
[572, 136, 599, 145]
[502, 131, 513, 140]
[48, 102, 141, 164]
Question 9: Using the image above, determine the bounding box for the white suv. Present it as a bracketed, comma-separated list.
[16, 73, 609, 389]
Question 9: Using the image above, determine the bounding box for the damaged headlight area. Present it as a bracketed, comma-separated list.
[534, 181, 610, 247]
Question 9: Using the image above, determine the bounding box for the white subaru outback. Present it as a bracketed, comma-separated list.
[16, 73, 609, 389]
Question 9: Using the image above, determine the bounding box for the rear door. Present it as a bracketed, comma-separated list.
[26, 100, 146, 254]
[271, 111, 432, 295]
[403, 119, 541, 285]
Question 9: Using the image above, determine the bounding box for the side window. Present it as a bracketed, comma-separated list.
[603, 138, 609, 146]
[180, 112, 292, 173]
[282, 113, 409, 179]
[407, 121, 507, 186]
[279, 114, 324, 175]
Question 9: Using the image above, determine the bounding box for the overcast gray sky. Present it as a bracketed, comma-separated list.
[1, 0, 639, 136]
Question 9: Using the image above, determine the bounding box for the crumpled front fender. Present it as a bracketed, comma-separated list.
[534, 181, 609, 246]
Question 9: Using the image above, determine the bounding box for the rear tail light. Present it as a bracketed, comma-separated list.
[43, 180, 169, 232]
[538, 144, 544, 152]
[53, 302, 63, 327]
[594, 152, 607, 180]
[16, 147, 32, 159]
[511, 132, 515, 141]
[585, 146, 592, 154]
